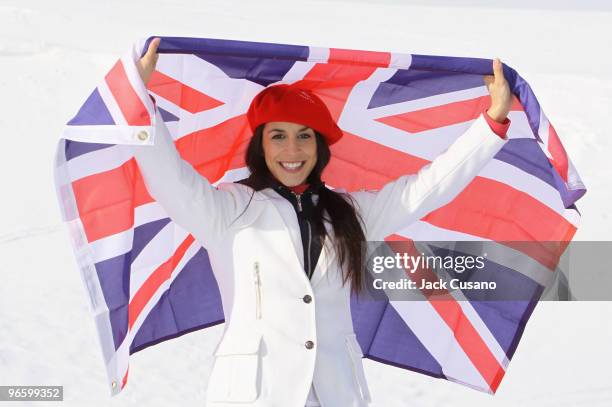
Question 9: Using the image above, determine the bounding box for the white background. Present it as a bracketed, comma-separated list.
[0, 0, 610, 405]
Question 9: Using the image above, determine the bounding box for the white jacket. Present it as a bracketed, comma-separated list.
[130, 105, 507, 406]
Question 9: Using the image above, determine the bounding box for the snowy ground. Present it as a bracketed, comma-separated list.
[0, 0, 611, 406]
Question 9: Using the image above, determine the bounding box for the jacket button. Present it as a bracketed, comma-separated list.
[137, 130, 149, 141]
[302, 294, 312, 304]
[305, 340, 314, 349]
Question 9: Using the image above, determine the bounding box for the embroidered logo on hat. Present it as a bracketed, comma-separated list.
[298, 90, 316, 104]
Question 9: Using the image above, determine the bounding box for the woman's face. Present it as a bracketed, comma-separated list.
[262, 121, 318, 187]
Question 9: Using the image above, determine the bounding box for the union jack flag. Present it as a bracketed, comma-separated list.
[53, 36, 585, 396]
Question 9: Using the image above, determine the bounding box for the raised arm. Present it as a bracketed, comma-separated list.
[131, 38, 243, 248]
[349, 113, 508, 240]
[349, 58, 513, 240]
[132, 106, 244, 248]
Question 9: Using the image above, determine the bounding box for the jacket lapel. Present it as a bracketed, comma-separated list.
[256, 188, 305, 271]
[309, 218, 336, 289]
[255, 188, 337, 290]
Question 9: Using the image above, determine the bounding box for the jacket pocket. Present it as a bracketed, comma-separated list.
[345, 333, 372, 402]
[208, 332, 263, 403]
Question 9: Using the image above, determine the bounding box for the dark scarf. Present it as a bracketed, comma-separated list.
[236, 174, 325, 279]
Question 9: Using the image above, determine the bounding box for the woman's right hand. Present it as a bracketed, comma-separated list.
[137, 37, 160, 85]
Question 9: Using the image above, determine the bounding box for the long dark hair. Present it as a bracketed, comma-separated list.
[238, 125, 367, 297]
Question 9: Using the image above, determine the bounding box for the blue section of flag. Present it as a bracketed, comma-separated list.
[95, 252, 131, 351]
[150, 36, 309, 62]
[131, 218, 171, 260]
[351, 292, 443, 378]
[68, 88, 115, 126]
[495, 139, 556, 188]
[131, 247, 225, 353]
[158, 107, 179, 122]
[195, 54, 300, 87]
[65, 140, 114, 161]
[370, 71, 484, 109]
[369, 304, 445, 377]
[469, 300, 538, 359]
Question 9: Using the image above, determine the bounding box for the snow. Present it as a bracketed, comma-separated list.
[0, 0, 610, 405]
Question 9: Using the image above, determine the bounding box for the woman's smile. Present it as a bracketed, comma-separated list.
[279, 160, 306, 172]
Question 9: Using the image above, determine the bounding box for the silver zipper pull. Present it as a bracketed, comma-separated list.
[291, 191, 303, 212]
[254, 261, 262, 319]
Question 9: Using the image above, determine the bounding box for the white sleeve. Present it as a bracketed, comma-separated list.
[131, 107, 243, 249]
[60, 39, 247, 249]
[348, 113, 508, 241]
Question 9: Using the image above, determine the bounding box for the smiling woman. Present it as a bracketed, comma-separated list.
[126, 37, 513, 407]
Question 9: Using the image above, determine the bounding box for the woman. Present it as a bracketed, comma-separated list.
[134, 38, 512, 407]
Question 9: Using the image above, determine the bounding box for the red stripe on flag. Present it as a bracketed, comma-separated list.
[121, 366, 129, 390]
[377, 96, 489, 133]
[176, 114, 251, 181]
[385, 237, 505, 393]
[147, 70, 225, 114]
[72, 159, 139, 243]
[294, 60, 382, 123]
[326, 130, 429, 188]
[128, 234, 195, 331]
[546, 123, 569, 183]
[423, 177, 577, 243]
[328, 48, 392, 68]
[105, 60, 151, 126]
[376, 95, 522, 134]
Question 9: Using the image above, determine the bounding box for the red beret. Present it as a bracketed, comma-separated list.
[246, 84, 343, 145]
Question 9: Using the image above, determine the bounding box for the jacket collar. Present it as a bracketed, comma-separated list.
[236, 174, 325, 198]
[263, 173, 325, 196]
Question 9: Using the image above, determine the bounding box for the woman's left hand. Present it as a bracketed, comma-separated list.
[483, 58, 513, 122]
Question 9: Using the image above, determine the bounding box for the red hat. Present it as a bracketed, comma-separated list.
[246, 84, 343, 145]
